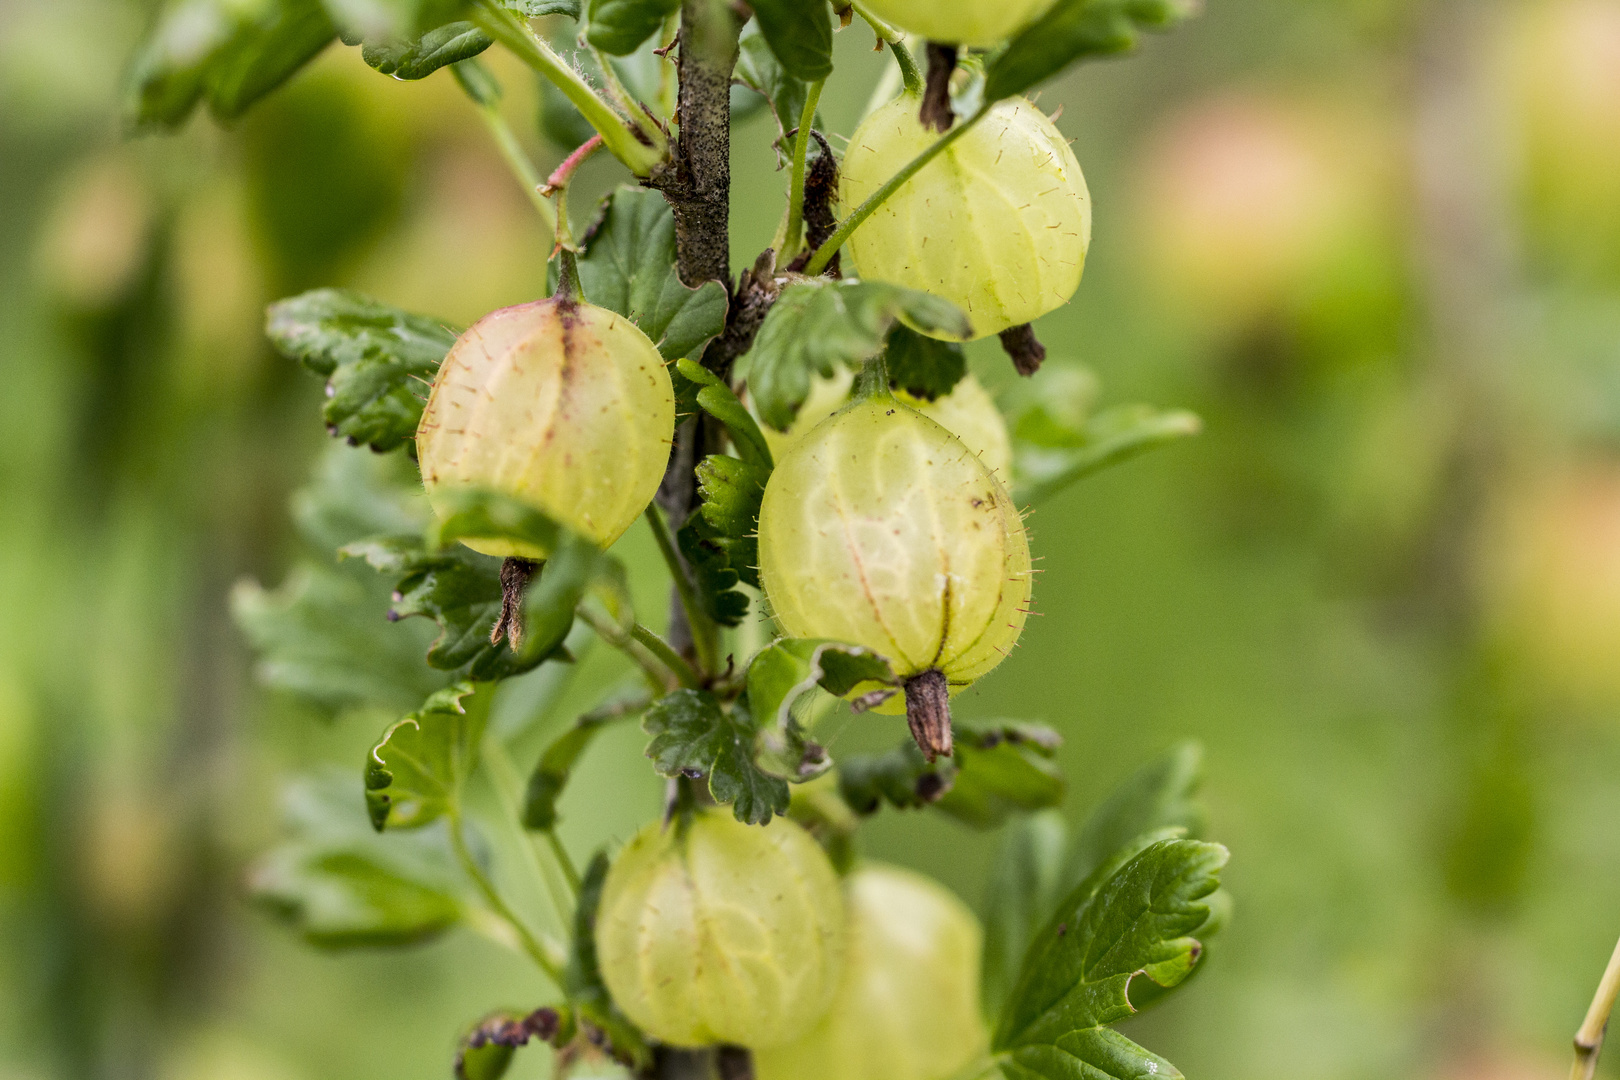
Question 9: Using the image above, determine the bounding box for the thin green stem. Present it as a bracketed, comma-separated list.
[631, 623, 702, 689]
[575, 603, 678, 693]
[1572, 934, 1620, 1080]
[851, 0, 921, 95]
[449, 811, 564, 985]
[643, 504, 719, 677]
[803, 103, 988, 277]
[779, 78, 826, 258]
[657, 12, 679, 117]
[482, 734, 576, 924]
[471, 0, 666, 176]
[589, 44, 666, 146]
[546, 831, 582, 894]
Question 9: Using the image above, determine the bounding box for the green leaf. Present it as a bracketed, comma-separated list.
[1003, 364, 1199, 504]
[322, 0, 471, 40]
[642, 690, 789, 825]
[884, 324, 966, 401]
[125, 0, 338, 129]
[342, 535, 547, 681]
[1066, 742, 1206, 892]
[567, 853, 653, 1067]
[674, 359, 773, 471]
[233, 561, 445, 714]
[748, 0, 833, 83]
[584, 0, 679, 55]
[746, 639, 897, 778]
[576, 188, 729, 361]
[522, 694, 648, 830]
[982, 0, 1197, 104]
[745, 279, 971, 431]
[509, 0, 580, 15]
[676, 516, 752, 627]
[936, 723, 1066, 828]
[361, 20, 491, 78]
[266, 288, 458, 453]
[982, 811, 1069, 1022]
[248, 772, 464, 948]
[365, 682, 491, 830]
[734, 20, 808, 137]
[837, 723, 1064, 828]
[992, 838, 1227, 1080]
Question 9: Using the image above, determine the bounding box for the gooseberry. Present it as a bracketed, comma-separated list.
[856, 0, 1056, 47]
[415, 295, 674, 559]
[840, 96, 1091, 341]
[759, 369, 1012, 481]
[756, 381, 1033, 758]
[754, 864, 988, 1080]
[594, 809, 845, 1050]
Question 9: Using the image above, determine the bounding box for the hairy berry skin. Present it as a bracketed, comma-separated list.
[757, 393, 1032, 710]
[857, 0, 1055, 46]
[760, 371, 1012, 481]
[841, 97, 1091, 341]
[755, 865, 988, 1080]
[594, 810, 845, 1050]
[416, 297, 674, 558]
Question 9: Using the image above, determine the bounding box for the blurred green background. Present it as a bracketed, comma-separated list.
[4, 0, 1620, 1077]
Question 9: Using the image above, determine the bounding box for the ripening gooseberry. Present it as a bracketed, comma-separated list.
[841, 96, 1091, 341]
[856, 0, 1055, 47]
[415, 296, 674, 559]
[759, 369, 1012, 481]
[755, 864, 988, 1080]
[594, 809, 845, 1050]
[756, 379, 1032, 759]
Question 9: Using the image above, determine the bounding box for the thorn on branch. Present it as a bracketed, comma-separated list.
[999, 323, 1047, 376]
[493, 557, 539, 648]
[921, 43, 958, 133]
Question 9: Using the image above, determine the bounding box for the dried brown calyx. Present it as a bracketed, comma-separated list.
[999, 322, 1047, 376]
[492, 556, 539, 649]
[920, 43, 959, 133]
[903, 668, 953, 761]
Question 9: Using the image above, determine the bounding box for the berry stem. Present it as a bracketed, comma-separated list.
[850, 1, 923, 96]
[449, 809, 566, 985]
[1571, 934, 1620, 1080]
[778, 78, 826, 259]
[482, 732, 578, 923]
[643, 503, 721, 678]
[452, 61, 559, 234]
[470, 0, 666, 177]
[803, 104, 990, 277]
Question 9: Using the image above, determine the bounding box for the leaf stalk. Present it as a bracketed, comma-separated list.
[1571, 934, 1620, 1080]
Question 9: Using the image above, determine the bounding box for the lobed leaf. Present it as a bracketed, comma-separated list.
[747, 0, 833, 83]
[884, 324, 967, 401]
[1066, 741, 1206, 892]
[642, 690, 789, 825]
[576, 188, 729, 361]
[361, 20, 491, 78]
[677, 516, 753, 627]
[675, 359, 773, 471]
[993, 838, 1228, 1080]
[523, 694, 648, 830]
[746, 279, 971, 431]
[983, 0, 1198, 104]
[266, 288, 458, 453]
[248, 772, 464, 948]
[365, 682, 491, 830]
[584, 0, 679, 55]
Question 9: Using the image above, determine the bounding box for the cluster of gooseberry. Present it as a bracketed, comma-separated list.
[409, 0, 1092, 1066]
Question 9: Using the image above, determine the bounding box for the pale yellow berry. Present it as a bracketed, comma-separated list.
[594, 810, 845, 1050]
[759, 370, 1012, 481]
[857, 0, 1056, 47]
[841, 96, 1091, 341]
[416, 297, 674, 559]
[757, 392, 1032, 711]
[755, 865, 988, 1080]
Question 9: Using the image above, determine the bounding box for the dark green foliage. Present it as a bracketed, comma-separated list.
[747, 0, 832, 83]
[362, 21, 492, 78]
[884, 324, 967, 401]
[266, 288, 457, 453]
[984, 0, 1197, 103]
[982, 811, 1069, 1020]
[837, 723, 1066, 827]
[745, 279, 971, 431]
[745, 638, 896, 778]
[642, 690, 789, 825]
[584, 0, 680, 56]
[248, 772, 464, 948]
[734, 20, 809, 137]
